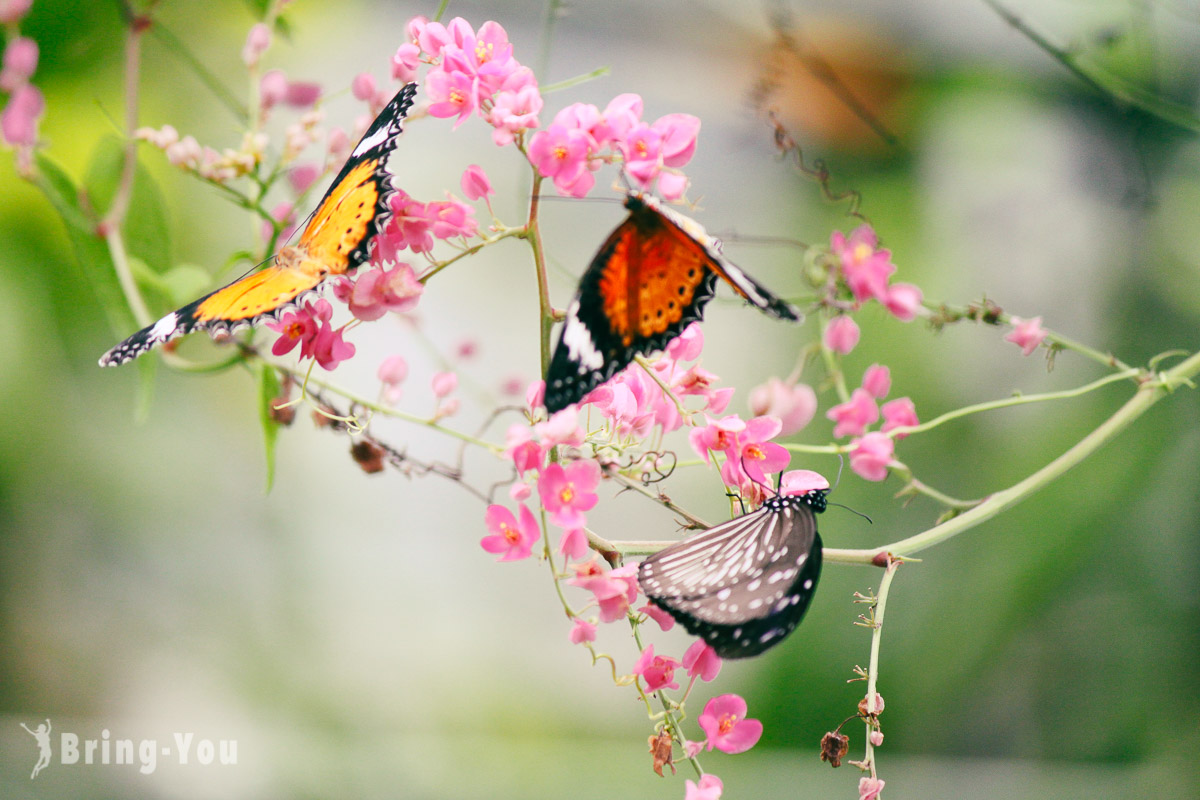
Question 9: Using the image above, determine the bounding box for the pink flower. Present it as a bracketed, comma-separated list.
[665, 322, 704, 361]
[639, 603, 676, 632]
[335, 263, 424, 320]
[850, 432, 894, 482]
[682, 640, 722, 682]
[241, 23, 271, 68]
[685, 775, 723, 800]
[379, 191, 434, 255]
[259, 69, 289, 108]
[461, 164, 493, 202]
[1005, 315, 1047, 356]
[533, 407, 585, 448]
[1, 83, 42, 147]
[883, 282, 923, 321]
[528, 123, 592, 196]
[1, 37, 38, 91]
[559, 527, 588, 560]
[391, 42, 421, 83]
[266, 301, 323, 358]
[862, 365, 891, 399]
[622, 122, 663, 186]
[568, 618, 596, 644]
[688, 414, 746, 464]
[427, 197, 478, 240]
[601, 93, 642, 140]
[567, 561, 639, 623]
[859, 777, 886, 800]
[262, 201, 295, 243]
[732, 417, 790, 485]
[653, 113, 700, 167]
[311, 319, 355, 371]
[632, 644, 680, 692]
[832, 225, 895, 302]
[870, 731, 884, 746]
[288, 162, 321, 195]
[0, 0, 33, 24]
[538, 459, 601, 529]
[509, 482, 531, 501]
[503, 424, 545, 476]
[488, 84, 543, 146]
[826, 388, 879, 439]
[351, 71, 377, 102]
[377, 355, 408, 404]
[284, 81, 321, 108]
[426, 66, 477, 127]
[432, 371, 457, 398]
[780, 469, 830, 496]
[749, 378, 817, 436]
[880, 397, 918, 438]
[698, 694, 763, 754]
[824, 315, 860, 355]
[480, 504, 540, 561]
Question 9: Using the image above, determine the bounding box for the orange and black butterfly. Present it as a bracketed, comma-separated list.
[543, 192, 802, 413]
[99, 82, 418, 367]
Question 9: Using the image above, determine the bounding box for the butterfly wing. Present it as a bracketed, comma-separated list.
[544, 201, 719, 412]
[543, 193, 801, 412]
[98, 82, 418, 367]
[638, 495, 823, 659]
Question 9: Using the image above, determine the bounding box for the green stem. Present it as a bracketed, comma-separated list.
[523, 174, 554, 376]
[862, 557, 898, 779]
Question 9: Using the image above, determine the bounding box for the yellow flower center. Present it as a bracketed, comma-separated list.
[502, 523, 520, 545]
[745, 443, 765, 461]
[560, 487, 575, 504]
[853, 242, 872, 261]
[553, 144, 568, 162]
[718, 713, 738, 735]
[475, 41, 493, 62]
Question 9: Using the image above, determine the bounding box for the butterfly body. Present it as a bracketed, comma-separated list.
[543, 193, 801, 413]
[638, 488, 825, 659]
[99, 82, 418, 367]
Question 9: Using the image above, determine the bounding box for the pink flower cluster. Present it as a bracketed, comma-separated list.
[582, 323, 733, 436]
[1005, 315, 1047, 356]
[1, 6, 43, 173]
[373, 187, 481, 260]
[689, 413, 792, 502]
[824, 364, 919, 481]
[399, 17, 544, 147]
[528, 93, 700, 199]
[830, 225, 923, 322]
[265, 298, 355, 371]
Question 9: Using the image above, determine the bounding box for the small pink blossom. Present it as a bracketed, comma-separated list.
[377, 355, 408, 404]
[241, 23, 271, 68]
[682, 640, 722, 682]
[631, 644, 680, 692]
[639, 603, 676, 632]
[653, 113, 700, 167]
[826, 388, 880, 439]
[824, 315, 860, 355]
[488, 84, 543, 146]
[832, 225, 895, 302]
[538, 459, 601, 529]
[310, 318, 355, 371]
[0, 83, 42, 147]
[602, 93, 642, 140]
[426, 67, 477, 126]
[378, 191, 434, 256]
[665, 322, 703, 361]
[391, 42, 421, 82]
[284, 81, 321, 108]
[883, 282, 923, 321]
[288, 162, 321, 195]
[733, 418, 790, 485]
[461, 164, 493, 202]
[351, 71, 377, 102]
[870, 731, 884, 746]
[480, 503, 540, 561]
[528, 123, 592, 197]
[1005, 315, 1047, 356]
[859, 777, 886, 800]
[259, 69, 289, 108]
[427, 197, 478, 240]
[567, 560, 639, 623]
[267, 302, 321, 358]
[881, 397, 918, 438]
[688, 414, 746, 464]
[568, 617, 596, 644]
[533, 407, 585, 448]
[262, 201, 295, 243]
[1, 37, 38, 91]
[684, 775, 723, 800]
[432, 371, 458, 398]
[749, 378, 817, 436]
[334, 263, 424, 321]
[780, 469, 830, 496]
[503, 424, 545, 476]
[862, 364, 891, 399]
[698, 694, 763, 754]
[622, 122, 662, 186]
[509, 482, 531, 501]
[0, 0, 33, 24]
[559, 527, 588, 560]
[850, 432, 894, 482]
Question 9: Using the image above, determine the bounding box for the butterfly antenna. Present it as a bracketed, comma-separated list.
[739, 454, 777, 498]
[724, 490, 748, 516]
[827, 501, 873, 525]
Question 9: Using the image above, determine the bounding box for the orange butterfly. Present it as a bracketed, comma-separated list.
[99, 82, 418, 367]
[543, 192, 802, 412]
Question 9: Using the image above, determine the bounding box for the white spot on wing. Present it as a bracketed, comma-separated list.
[351, 126, 389, 158]
[149, 312, 179, 342]
[561, 299, 604, 371]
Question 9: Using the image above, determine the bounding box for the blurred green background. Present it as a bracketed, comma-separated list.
[2, 0, 1199, 797]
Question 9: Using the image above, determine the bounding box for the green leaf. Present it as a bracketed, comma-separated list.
[33, 152, 132, 337]
[84, 136, 172, 274]
[258, 363, 282, 492]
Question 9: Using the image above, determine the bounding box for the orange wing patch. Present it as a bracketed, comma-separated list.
[192, 249, 327, 323]
[298, 159, 382, 269]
